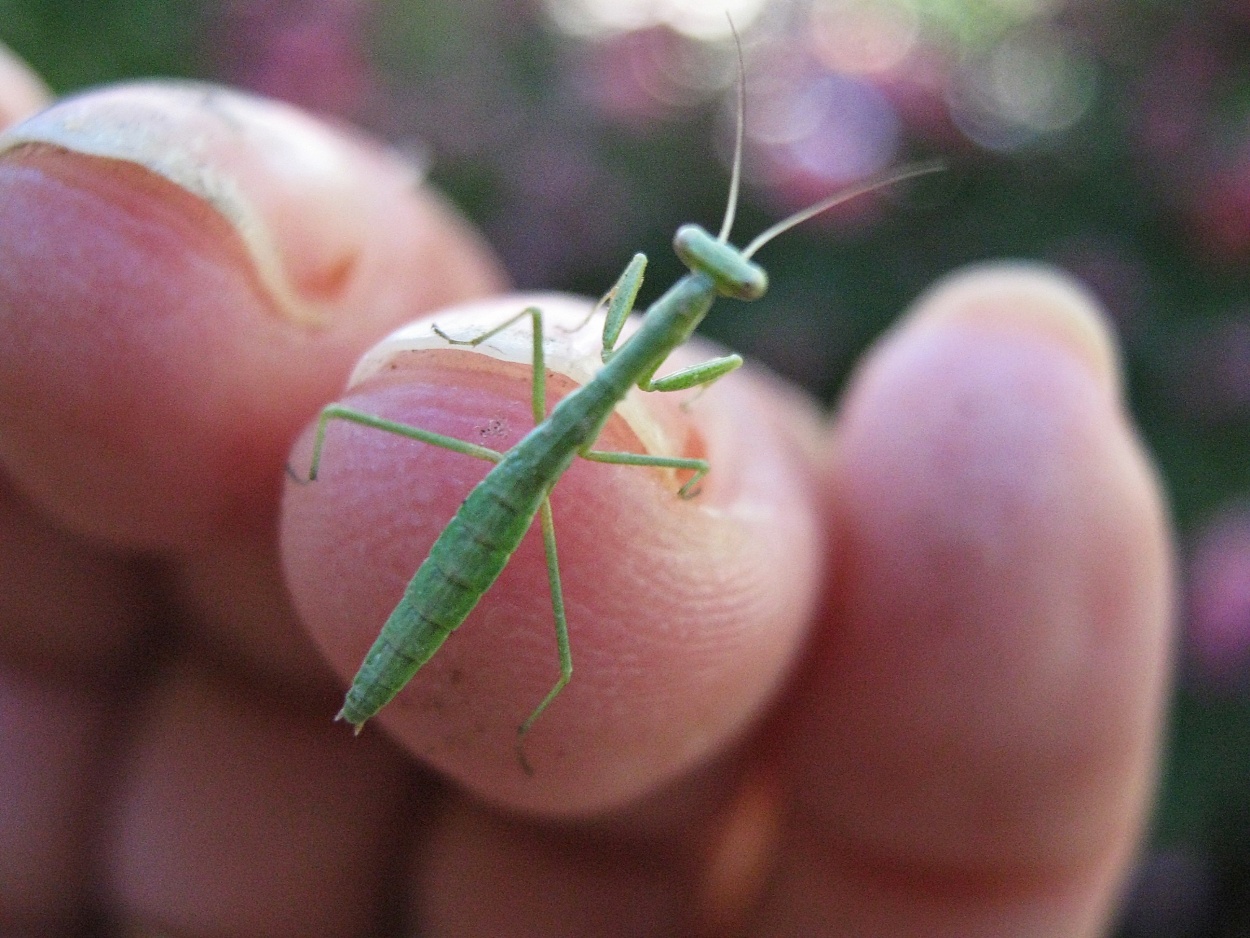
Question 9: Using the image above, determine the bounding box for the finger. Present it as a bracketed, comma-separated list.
[0, 81, 505, 549]
[0, 81, 506, 937]
[102, 659, 414, 938]
[280, 294, 827, 816]
[0, 662, 112, 933]
[0, 41, 50, 129]
[409, 753, 779, 937]
[0, 475, 150, 672]
[0, 476, 155, 933]
[759, 265, 1172, 936]
[412, 797, 685, 937]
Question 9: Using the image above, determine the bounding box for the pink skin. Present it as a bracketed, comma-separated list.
[0, 39, 1172, 938]
[0, 43, 48, 128]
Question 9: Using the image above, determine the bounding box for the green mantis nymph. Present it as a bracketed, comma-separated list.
[300, 69, 938, 768]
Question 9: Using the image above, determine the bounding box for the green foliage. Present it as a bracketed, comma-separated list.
[0, 0, 204, 90]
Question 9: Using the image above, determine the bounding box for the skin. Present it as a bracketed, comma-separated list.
[0, 38, 1172, 938]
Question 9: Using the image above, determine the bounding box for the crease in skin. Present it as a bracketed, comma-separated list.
[0, 79, 425, 327]
[692, 758, 785, 936]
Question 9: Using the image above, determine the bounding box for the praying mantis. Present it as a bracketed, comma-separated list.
[297, 52, 939, 770]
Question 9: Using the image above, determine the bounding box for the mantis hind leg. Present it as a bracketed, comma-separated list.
[431, 308, 574, 772]
[289, 403, 504, 484]
[517, 494, 572, 775]
[294, 303, 552, 486]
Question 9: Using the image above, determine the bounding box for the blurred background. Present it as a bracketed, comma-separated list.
[3, 0, 1250, 933]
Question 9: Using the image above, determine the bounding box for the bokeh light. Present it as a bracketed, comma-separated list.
[1188, 506, 1250, 693]
[946, 23, 1097, 151]
[541, 0, 1103, 213]
[809, 0, 921, 76]
[543, 0, 770, 40]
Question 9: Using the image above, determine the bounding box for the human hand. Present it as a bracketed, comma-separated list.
[0, 41, 1171, 938]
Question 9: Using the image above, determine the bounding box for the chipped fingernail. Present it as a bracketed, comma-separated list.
[0, 80, 424, 325]
[348, 293, 691, 461]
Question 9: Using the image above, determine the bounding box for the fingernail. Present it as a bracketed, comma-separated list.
[0, 81, 423, 325]
[901, 262, 1122, 395]
[347, 292, 692, 465]
[349, 293, 607, 386]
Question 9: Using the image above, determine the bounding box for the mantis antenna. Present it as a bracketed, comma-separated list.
[717, 19, 747, 244]
[716, 16, 941, 258]
[742, 160, 945, 259]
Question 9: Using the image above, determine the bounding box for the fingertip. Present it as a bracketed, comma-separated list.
[280, 294, 826, 815]
[106, 660, 411, 937]
[0, 82, 503, 548]
[891, 261, 1123, 398]
[778, 261, 1171, 929]
[2, 82, 505, 328]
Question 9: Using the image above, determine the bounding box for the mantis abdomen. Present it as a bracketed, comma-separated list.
[337, 455, 549, 727]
